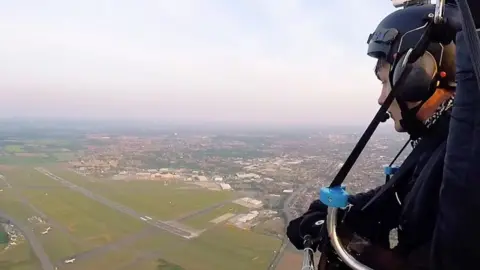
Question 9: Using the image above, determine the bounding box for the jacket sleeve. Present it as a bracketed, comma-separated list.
[445, 0, 480, 27]
[347, 186, 381, 207]
[286, 199, 329, 250]
[430, 31, 480, 269]
[286, 193, 371, 250]
[346, 186, 402, 231]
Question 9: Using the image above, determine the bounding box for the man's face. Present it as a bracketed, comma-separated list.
[375, 59, 422, 132]
[376, 60, 405, 132]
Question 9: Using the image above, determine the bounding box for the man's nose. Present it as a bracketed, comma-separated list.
[378, 95, 385, 106]
[378, 88, 387, 106]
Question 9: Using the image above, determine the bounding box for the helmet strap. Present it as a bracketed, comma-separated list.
[397, 87, 454, 139]
[415, 88, 454, 123]
[398, 100, 427, 140]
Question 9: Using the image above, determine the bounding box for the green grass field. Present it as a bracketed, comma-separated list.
[183, 203, 248, 229]
[69, 227, 280, 270]
[0, 191, 41, 270]
[2, 169, 62, 188]
[46, 168, 238, 220]
[51, 152, 76, 162]
[3, 145, 25, 153]
[0, 241, 40, 270]
[0, 189, 89, 265]
[0, 168, 146, 262]
[0, 156, 56, 166]
[0, 166, 282, 270]
[0, 192, 38, 222]
[122, 227, 280, 270]
[20, 171, 145, 243]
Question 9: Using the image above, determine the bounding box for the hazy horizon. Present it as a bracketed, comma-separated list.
[1, 1, 396, 126]
[0, 116, 400, 134]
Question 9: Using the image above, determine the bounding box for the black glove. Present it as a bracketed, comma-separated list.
[286, 200, 328, 250]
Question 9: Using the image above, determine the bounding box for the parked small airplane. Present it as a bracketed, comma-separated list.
[64, 258, 76, 264]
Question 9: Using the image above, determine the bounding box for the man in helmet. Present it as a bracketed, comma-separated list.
[287, 3, 458, 269]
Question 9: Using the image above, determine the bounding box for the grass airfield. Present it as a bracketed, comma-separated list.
[0, 166, 281, 270]
[46, 167, 237, 220]
[0, 240, 40, 270]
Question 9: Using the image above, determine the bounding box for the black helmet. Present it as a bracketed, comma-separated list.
[368, 4, 435, 63]
[367, 3, 456, 94]
[366, 3, 456, 139]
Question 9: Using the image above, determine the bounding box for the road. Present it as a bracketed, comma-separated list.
[5, 172, 97, 247]
[17, 192, 82, 246]
[1, 173, 80, 270]
[0, 211, 55, 270]
[58, 227, 158, 264]
[267, 183, 311, 270]
[35, 167, 197, 239]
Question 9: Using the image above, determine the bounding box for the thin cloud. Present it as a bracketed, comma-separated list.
[0, 0, 395, 125]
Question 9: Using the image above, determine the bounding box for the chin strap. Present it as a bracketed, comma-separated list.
[399, 88, 455, 141]
[399, 103, 428, 141]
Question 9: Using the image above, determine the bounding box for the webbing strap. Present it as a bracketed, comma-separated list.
[361, 117, 449, 211]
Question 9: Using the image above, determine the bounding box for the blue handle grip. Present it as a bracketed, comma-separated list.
[319, 186, 350, 208]
[384, 165, 400, 176]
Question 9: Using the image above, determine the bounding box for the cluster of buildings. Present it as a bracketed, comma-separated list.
[227, 209, 279, 230]
[233, 197, 264, 208]
[67, 130, 413, 228]
[0, 222, 24, 250]
[225, 197, 281, 230]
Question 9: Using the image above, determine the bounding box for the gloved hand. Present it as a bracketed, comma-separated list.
[286, 200, 328, 250]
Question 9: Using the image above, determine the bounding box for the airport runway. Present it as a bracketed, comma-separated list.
[35, 167, 196, 239]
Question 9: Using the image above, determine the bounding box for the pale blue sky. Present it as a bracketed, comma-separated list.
[0, 0, 396, 126]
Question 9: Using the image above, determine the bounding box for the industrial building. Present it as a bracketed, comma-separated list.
[220, 183, 232, 190]
[238, 211, 259, 223]
[236, 173, 261, 179]
[233, 197, 263, 208]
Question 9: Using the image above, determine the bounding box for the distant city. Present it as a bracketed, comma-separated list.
[0, 119, 410, 270]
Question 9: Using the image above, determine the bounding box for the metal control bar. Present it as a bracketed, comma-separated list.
[319, 186, 372, 270]
[434, 0, 446, 23]
[326, 207, 373, 270]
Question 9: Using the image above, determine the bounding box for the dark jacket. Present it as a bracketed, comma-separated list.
[345, 114, 450, 257]
[429, 30, 480, 270]
[446, 0, 480, 27]
[288, 114, 451, 265]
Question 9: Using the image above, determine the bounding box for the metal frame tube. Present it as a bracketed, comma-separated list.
[301, 248, 315, 270]
[434, 0, 445, 24]
[326, 207, 372, 270]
